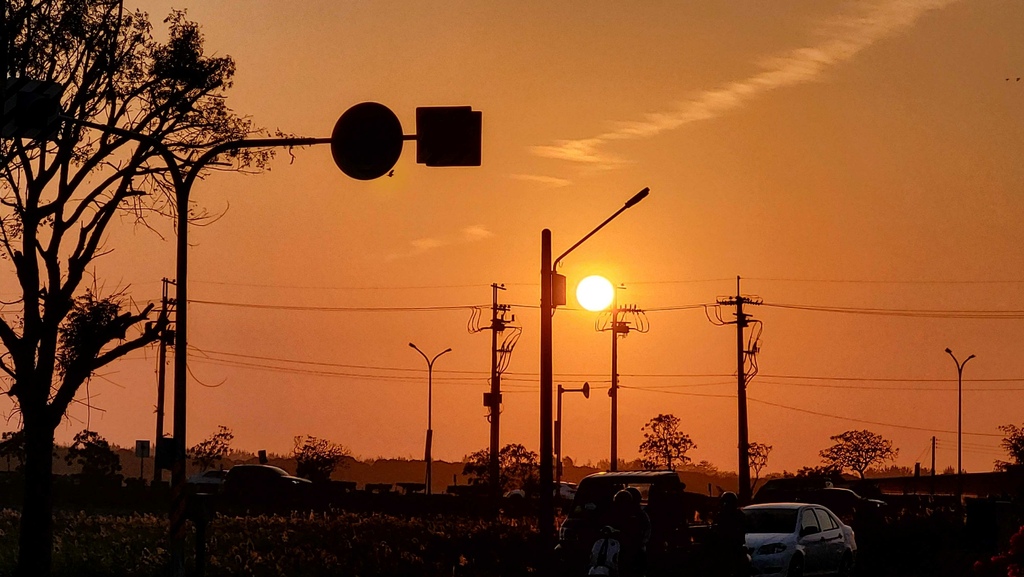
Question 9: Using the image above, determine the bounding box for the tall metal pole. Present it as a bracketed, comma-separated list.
[410, 343, 451, 496]
[539, 229, 554, 559]
[539, 187, 649, 559]
[610, 294, 619, 471]
[945, 348, 974, 498]
[556, 382, 589, 492]
[428, 360, 434, 494]
[169, 136, 331, 574]
[556, 384, 564, 490]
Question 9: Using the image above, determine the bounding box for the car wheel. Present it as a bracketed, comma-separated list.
[787, 555, 804, 577]
[836, 552, 854, 577]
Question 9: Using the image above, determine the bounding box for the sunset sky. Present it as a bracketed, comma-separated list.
[8, 0, 1024, 476]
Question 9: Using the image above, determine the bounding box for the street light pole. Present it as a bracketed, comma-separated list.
[610, 293, 619, 472]
[61, 119, 334, 575]
[944, 347, 975, 498]
[410, 343, 452, 495]
[555, 382, 590, 492]
[26, 98, 481, 577]
[539, 187, 649, 558]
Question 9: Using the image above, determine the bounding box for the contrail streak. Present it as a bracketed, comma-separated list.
[531, 0, 959, 167]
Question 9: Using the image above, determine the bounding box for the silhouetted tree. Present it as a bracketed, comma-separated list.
[293, 435, 350, 483]
[189, 425, 234, 471]
[463, 443, 539, 493]
[64, 429, 121, 480]
[638, 413, 696, 471]
[2, 1, 268, 573]
[996, 423, 1024, 471]
[794, 465, 842, 478]
[0, 430, 26, 472]
[819, 430, 898, 479]
[748, 442, 772, 493]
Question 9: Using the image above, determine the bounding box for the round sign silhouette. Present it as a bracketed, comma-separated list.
[331, 102, 404, 180]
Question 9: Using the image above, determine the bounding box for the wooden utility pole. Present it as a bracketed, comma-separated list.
[154, 278, 174, 483]
[716, 277, 761, 504]
[487, 283, 509, 498]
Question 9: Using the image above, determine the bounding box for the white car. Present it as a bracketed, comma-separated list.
[742, 502, 856, 577]
[186, 469, 228, 493]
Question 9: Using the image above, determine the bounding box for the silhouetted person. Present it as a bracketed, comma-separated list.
[606, 489, 650, 576]
[711, 492, 749, 577]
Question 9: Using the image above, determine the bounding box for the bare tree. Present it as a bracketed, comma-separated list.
[293, 435, 351, 483]
[638, 413, 696, 471]
[748, 441, 772, 493]
[2, 1, 269, 573]
[189, 425, 234, 471]
[819, 430, 898, 479]
[996, 423, 1024, 471]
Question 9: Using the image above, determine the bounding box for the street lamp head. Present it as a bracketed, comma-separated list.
[967, 354, 976, 361]
[443, 348, 453, 354]
[624, 187, 650, 209]
[581, 382, 591, 399]
[409, 342, 417, 349]
[577, 275, 615, 312]
[945, 347, 952, 354]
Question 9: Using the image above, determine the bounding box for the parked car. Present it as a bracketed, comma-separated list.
[186, 469, 228, 494]
[222, 464, 311, 507]
[502, 482, 577, 500]
[556, 481, 578, 500]
[743, 502, 856, 577]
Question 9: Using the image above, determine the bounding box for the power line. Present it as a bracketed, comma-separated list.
[623, 386, 1006, 437]
[745, 277, 1024, 285]
[192, 280, 496, 291]
[138, 348, 1024, 387]
[179, 295, 1024, 319]
[188, 299, 481, 312]
[747, 397, 1004, 437]
[762, 302, 1024, 319]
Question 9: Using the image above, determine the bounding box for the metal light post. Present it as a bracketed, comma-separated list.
[410, 343, 452, 495]
[555, 382, 590, 491]
[11, 93, 482, 576]
[945, 347, 975, 497]
[539, 187, 649, 557]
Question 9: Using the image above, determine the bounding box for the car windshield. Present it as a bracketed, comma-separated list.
[743, 508, 799, 534]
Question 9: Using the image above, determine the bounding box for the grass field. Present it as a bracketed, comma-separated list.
[0, 509, 539, 576]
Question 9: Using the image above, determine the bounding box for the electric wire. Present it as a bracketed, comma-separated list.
[188, 299, 479, 312]
[746, 397, 1004, 437]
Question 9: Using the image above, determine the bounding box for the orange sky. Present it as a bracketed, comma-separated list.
[7, 0, 1024, 475]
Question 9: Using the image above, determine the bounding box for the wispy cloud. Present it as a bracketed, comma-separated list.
[461, 225, 494, 241]
[531, 0, 959, 167]
[509, 173, 573, 188]
[387, 225, 495, 260]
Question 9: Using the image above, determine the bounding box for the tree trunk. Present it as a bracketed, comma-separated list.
[18, 423, 54, 577]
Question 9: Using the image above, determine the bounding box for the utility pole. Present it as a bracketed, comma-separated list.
[486, 283, 514, 498]
[715, 276, 761, 504]
[154, 278, 175, 483]
[931, 435, 936, 495]
[610, 298, 621, 471]
[607, 300, 646, 471]
[469, 284, 518, 498]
